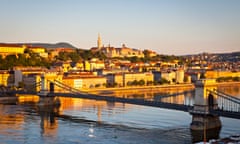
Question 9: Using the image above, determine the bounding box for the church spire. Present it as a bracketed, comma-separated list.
[97, 33, 102, 49]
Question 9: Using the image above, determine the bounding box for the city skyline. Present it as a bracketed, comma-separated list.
[0, 0, 240, 55]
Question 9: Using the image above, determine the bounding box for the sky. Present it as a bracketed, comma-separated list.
[0, 0, 240, 55]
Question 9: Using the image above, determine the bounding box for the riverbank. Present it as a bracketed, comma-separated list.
[216, 81, 240, 86]
[0, 94, 39, 104]
[81, 81, 240, 95]
[0, 81, 239, 103]
[82, 83, 194, 95]
[0, 97, 17, 104]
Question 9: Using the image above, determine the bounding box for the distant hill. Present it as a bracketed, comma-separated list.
[21, 42, 78, 49]
[214, 51, 240, 62]
[0, 42, 78, 49]
[182, 51, 240, 57]
[182, 51, 240, 62]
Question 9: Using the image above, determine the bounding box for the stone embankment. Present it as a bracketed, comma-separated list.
[83, 83, 194, 95]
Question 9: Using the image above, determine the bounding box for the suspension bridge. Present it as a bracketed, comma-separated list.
[3, 76, 240, 131]
[11, 77, 239, 119]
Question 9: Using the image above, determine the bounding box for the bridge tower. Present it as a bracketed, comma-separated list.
[38, 74, 60, 106]
[190, 79, 221, 131]
[38, 74, 48, 96]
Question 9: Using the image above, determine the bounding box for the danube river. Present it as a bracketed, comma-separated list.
[0, 85, 239, 144]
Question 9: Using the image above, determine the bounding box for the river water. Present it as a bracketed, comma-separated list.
[0, 85, 239, 144]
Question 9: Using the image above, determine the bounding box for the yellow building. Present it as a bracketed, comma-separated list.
[0, 44, 25, 57]
[205, 70, 240, 79]
[89, 58, 105, 70]
[84, 61, 91, 71]
[161, 71, 176, 84]
[123, 72, 153, 86]
[63, 75, 106, 90]
[106, 73, 124, 87]
[77, 76, 106, 89]
[53, 62, 72, 73]
[28, 47, 48, 58]
[0, 70, 14, 87]
[175, 70, 185, 83]
[74, 62, 84, 70]
[28, 47, 45, 53]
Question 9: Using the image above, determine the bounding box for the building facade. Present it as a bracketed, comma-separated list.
[0, 44, 26, 58]
[0, 70, 14, 87]
[91, 34, 144, 58]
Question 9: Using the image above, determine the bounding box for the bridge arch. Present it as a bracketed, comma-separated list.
[208, 93, 214, 110]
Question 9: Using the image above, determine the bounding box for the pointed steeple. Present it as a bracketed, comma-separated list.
[97, 33, 102, 49]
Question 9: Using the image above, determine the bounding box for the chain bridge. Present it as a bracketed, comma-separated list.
[7, 76, 240, 131]
[14, 77, 239, 120]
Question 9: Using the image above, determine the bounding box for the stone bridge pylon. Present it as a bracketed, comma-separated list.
[38, 74, 60, 106]
[190, 79, 221, 131]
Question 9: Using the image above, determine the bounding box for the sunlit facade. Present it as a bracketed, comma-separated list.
[0, 70, 14, 87]
[62, 75, 107, 89]
[123, 72, 153, 86]
[0, 44, 26, 58]
[205, 70, 240, 79]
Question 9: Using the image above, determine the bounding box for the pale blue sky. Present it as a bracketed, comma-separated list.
[0, 0, 239, 55]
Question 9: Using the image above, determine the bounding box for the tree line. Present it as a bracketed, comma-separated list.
[0, 48, 182, 70]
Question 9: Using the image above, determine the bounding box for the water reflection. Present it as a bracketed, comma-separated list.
[0, 84, 239, 143]
[37, 105, 60, 137]
[104, 87, 195, 106]
[0, 105, 24, 133]
[191, 127, 221, 143]
[218, 84, 240, 98]
[34, 97, 220, 143]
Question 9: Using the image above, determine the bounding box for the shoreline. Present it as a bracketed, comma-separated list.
[82, 84, 194, 94]
[82, 81, 240, 94]
[0, 81, 239, 98]
[216, 81, 240, 86]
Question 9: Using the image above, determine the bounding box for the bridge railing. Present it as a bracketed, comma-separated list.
[207, 89, 240, 113]
[23, 81, 42, 92]
[48, 80, 88, 95]
[215, 89, 240, 103]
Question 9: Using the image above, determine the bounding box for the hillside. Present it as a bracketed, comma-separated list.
[21, 42, 78, 49]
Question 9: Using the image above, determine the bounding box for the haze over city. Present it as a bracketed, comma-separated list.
[1, 0, 240, 55]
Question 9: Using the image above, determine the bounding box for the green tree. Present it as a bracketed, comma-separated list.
[132, 80, 138, 86]
[159, 78, 169, 84]
[200, 73, 206, 79]
[233, 77, 240, 82]
[147, 80, 153, 86]
[93, 51, 107, 60]
[58, 52, 69, 61]
[69, 52, 81, 62]
[126, 56, 141, 63]
[138, 79, 145, 86]
[184, 76, 189, 83]
[95, 84, 101, 88]
[3, 55, 18, 69]
[127, 81, 132, 86]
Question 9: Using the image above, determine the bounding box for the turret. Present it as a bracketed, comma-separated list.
[97, 33, 102, 49]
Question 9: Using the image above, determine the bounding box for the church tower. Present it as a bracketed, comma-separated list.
[97, 33, 103, 49]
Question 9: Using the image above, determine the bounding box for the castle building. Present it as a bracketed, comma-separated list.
[97, 33, 103, 49]
[91, 34, 144, 58]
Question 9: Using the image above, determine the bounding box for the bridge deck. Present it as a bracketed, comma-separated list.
[4, 90, 240, 119]
[52, 92, 192, 112]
